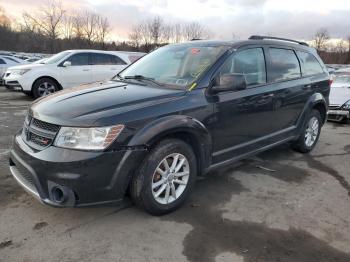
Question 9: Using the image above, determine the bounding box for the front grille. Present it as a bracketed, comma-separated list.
[329, 105, 341, 110]
[32, 118, 60, 133]
[21, 115, 60, 150]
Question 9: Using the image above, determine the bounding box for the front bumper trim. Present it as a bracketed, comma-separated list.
[328, 110, 349, 116]
[10, 165, 40, 199]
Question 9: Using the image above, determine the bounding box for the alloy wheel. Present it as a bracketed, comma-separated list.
[37, 82, 56, 97]
[304, 116, 319, 147]
[151, 153, 190, 205]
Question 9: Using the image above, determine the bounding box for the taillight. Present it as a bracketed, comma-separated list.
[329, 79, 333, 87]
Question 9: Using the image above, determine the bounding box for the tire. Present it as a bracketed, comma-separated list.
[130, 139, 197, 215]
[32, 78, 59, 99]
[291, 110, 322, 153]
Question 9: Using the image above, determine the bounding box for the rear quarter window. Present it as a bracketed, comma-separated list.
[0, 58, 6, 64]
[297, 51, 324, 76]
[92, 53, 127, 65]
[268, 48, 301, 82]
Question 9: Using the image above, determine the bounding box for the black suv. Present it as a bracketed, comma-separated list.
[9, 36, 330, 215]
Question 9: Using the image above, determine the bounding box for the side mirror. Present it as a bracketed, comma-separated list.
[62, 61, 71, 67]
[211, 73, 247, 93]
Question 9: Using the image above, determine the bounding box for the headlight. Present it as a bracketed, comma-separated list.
[54, 125, 124, 150]
[10, 69, 31, 76]
[342, 100, 350, 110]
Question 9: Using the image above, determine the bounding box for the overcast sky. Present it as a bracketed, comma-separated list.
[1, 0, 350, 41]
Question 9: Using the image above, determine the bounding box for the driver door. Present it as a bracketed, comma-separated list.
[208, 47, 278, 164]
[58, 53, 93, 88]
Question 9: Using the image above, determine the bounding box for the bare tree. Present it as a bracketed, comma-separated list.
[129, 24, 143, 49]
[147, 16, 164, 45]
[81, 11, 98, 47]
[0, 6, 11, 27]
[96, 16, 110, 48]
[23, 0, 65, 52]
[173, 23, 183, 43]
[62, 14, 74, 40]
[72, 14, 84, 39]
[183, 22, 206, 40]
[313, 28, 330, 51]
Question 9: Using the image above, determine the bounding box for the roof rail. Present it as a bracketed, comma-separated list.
[249, 35, 309, 47]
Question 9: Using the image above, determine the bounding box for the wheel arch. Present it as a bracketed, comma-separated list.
[31, 76, 63, 93]
[128, 115, 213, 176]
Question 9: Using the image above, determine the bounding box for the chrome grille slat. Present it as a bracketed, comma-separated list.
[22, 115, 60, 150]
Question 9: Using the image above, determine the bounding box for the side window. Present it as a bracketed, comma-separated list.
[297, 51, 324, 76]
[219, 48, 267, 86]
[110, 55, 127, 65]
[0, 58, 5, 64]
[269, 48, 301, 82]
[91, 53, 127, 65]
[66, 53, 89, 66]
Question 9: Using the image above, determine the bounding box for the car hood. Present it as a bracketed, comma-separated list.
[7, 63, 45, 71]
[329, 84, 350, 106]
[29, 81, 187, 126]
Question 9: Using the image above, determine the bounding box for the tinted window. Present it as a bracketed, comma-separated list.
[67, 53, 89, 66]
[110, 55, 126, 65]
[45, 51, 72, 64]
[0, 58, 5, 64]
[269, 48, 301, 82]
[297, 51, 324, 76]
[219, 48, 266, 86]
[92, 53, 126, 65]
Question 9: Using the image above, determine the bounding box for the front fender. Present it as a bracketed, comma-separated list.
[128, 115, 212, 173]
[128, 115, 212, 147]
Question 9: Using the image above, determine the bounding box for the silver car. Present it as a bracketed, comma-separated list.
[328, 75, 350, 122]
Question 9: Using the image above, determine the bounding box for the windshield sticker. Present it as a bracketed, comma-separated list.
[191, 48, 201, 55]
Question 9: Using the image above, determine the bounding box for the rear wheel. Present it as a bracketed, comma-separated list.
[32, 78, 59, 99]
[292, 110, 322, 153]
[130, 139, 197, 215]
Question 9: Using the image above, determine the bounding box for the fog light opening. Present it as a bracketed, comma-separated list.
[52, 187, 65, 203]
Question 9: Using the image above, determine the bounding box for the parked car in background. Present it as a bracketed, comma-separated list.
[3, 50, 146, 98]
[9, 36, 330, 215]
[334, 67, 350, 76]
[0, 55, 27, 85]
[328, 75, 350, 122]
[25, 57, 41, 63]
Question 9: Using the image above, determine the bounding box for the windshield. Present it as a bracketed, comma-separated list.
[118, 45, 229, 88]
[334, 76, 350, 84]
[43, 51, 72, 64]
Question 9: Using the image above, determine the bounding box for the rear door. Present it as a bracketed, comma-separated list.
[91, 53, 127, 82]
[296, 50, 329, 106]
[58, 52, 92, 88]
[264, 46, 306, 130]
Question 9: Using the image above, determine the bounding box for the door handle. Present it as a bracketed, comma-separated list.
[111, 68, 117, 70]
[83, 69, 90, 72]
[261, 93, 274, 99]
[302, 84, 312, 90]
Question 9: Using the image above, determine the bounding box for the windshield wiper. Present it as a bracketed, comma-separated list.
[124, 75, 162, 86]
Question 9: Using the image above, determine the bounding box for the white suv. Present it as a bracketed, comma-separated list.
[3, 50, 145, 98]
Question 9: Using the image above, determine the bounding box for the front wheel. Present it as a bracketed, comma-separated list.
[130, 139, 197, 215]
[32, 78, 59, 99]
[292, 110, 322, 153]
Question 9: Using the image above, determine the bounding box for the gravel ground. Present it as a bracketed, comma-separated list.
[0, 88, 350, 262]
